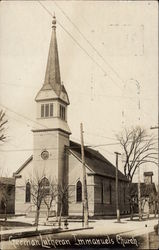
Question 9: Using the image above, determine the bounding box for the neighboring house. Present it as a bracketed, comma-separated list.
[13, 16, 130, 217]
[129, 172, 158, 215]
[0, 177, 15, 214]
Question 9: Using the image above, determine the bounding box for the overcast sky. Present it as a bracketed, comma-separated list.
[0, 1, 158, 183]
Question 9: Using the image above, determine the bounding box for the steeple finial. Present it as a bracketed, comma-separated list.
[52, 14, 56, 29]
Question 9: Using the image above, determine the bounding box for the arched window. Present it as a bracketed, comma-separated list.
[25, 182, 31, 203]
[76, 181, 82, 202]
[40, 177, 50, 195]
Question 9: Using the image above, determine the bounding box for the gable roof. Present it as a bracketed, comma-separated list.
[13, 155, 33, 176]
[69, 141, 128, 182]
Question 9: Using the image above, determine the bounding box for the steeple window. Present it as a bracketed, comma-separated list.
[41, 103, 54, 118]
[45, 104, 49, 117]
[50, 103, 53, 117]
[60, 105, 66, 120]
[41, 104, 44, 118]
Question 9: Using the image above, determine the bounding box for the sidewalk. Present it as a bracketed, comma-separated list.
[93, 216, 158, 237]
[0, 215, 158, 241]
[0, 217, 93, 241]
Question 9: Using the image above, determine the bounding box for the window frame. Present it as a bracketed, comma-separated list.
[76, 180, 82, 203]
[25, 182, 31, 203]
[40, 103, 54, 118]
[50, 103, 53, 117]
[41, 104, 44, 118]
[40, 177, 50, 195]
[60, 104, 66, 120]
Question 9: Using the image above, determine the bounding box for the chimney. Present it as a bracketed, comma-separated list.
[144, 172, 153, 184]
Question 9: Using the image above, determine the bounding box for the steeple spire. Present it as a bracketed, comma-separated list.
[36, 15, 69, 105]
[43, 15, 61, 94]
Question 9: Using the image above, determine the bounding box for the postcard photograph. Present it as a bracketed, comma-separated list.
[0, 0, 158, 249]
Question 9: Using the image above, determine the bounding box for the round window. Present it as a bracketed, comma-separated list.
[41, 150, 49, 160]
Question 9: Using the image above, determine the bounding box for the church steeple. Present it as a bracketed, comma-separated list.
[32, 15, 70, 204]
[35, 15, 70, 134]
[36, 15, 69, 104]
[43, 15, 61, 95]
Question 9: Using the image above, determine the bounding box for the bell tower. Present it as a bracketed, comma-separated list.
[32, 16, 71, 185]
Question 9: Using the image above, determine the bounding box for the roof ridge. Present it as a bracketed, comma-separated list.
[70, 140, 128, 181]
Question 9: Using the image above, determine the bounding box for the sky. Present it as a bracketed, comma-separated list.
[0, 1, 158, 184]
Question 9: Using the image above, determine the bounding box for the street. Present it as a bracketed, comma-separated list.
[0, 216, 158, 250]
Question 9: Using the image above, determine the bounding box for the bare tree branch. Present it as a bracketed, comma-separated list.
[116, 127, 158, 181]
[0, 110, 8, 142]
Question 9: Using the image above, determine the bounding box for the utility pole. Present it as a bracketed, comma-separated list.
[80, 123, 89, 227]
[134, 79, 142, 221]
[150, 125, 159, 235]
[132, 79, 142, 221]
[115, 151, 121, 223]
[123, 79, 142, 221]
[138, 164, 142, 221]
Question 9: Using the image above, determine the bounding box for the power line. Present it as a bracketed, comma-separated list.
[0, 82, 34, 89]
[98, 148, 115, 156]
[0, 104, 121, 151]
[0, 103, 64, 141]
[38, 1, 157, 118]
[1, 103, 157, 150]
[85, 131, 117, 141]
[89, 143, 120, 148]
[54, 1, 125, 87]
[38, 1, 122, 91]
[0, 81, 155, 101]
[0, 143, 121, 153]
[0, 147, 61, 152]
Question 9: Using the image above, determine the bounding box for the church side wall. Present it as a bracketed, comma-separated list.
[15, 160, 33, 214]
[68, 153, 94, 216]
[94, 175, 130, 216]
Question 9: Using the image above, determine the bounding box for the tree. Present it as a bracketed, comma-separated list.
[0, 183, 10, 221]
[43, 178, 58, 222]
[28, 173, 49, 228]
[0, 110, 8, 142]
[0, 169, 11, 222]
[0, 110, 9, 220]
[116, 127, 158, 182]
[57, 183, 73, 228]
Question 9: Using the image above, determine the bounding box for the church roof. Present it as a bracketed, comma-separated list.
[69, 141, 128, 182]
[13, 155, 33, 176]
[14, 140, 128, 182]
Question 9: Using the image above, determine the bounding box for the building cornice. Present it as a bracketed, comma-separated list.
[35, 97, 69, 105]
[32, 128, 71, 135]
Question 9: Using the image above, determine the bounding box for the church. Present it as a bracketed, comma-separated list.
[13, 16, 130, 217]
